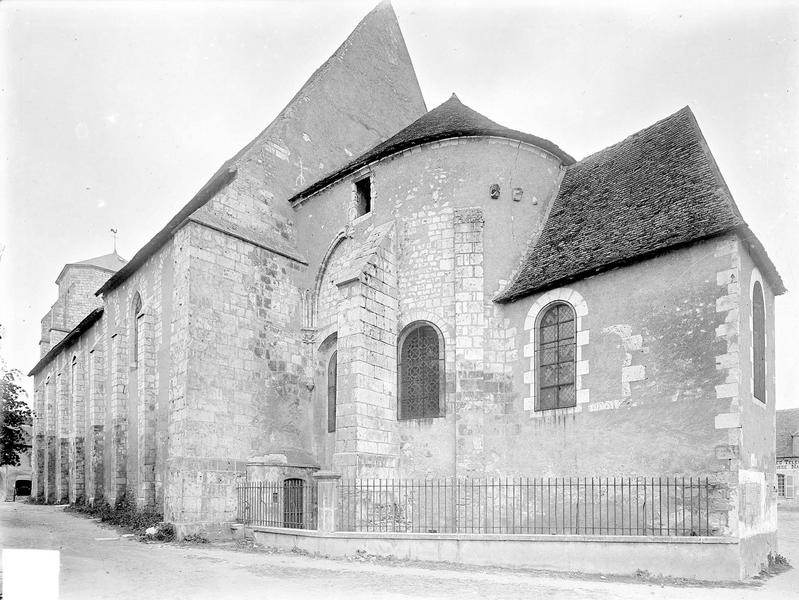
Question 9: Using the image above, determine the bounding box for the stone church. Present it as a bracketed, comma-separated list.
[30, 1, 782, 574]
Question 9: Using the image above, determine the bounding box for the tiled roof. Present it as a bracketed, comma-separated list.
[55, 251, 127, 284]
[74, 251, 127, 271]
[496, 107, 785, 303]
[288, 94, 575, 203]
[777, 408, 799, 458]
[28, 308, 104, 376]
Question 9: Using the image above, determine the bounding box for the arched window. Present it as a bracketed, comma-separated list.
[398, 322, 445, 420]
[753, 281, 766, 403]
[132, 293, 143, 368]
[327, 351, 337, 433]
[537, 302, 576, 411]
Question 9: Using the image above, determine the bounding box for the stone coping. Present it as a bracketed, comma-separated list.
[231, 524, 737, 545]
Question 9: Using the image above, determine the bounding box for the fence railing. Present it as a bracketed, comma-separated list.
[238, 480, 318, 530]
[338, 477, 713, 536]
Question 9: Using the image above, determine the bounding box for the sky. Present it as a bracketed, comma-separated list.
[1, 0, 797, 407]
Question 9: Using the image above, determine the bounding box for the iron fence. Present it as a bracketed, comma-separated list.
[338, 477, 714, 536]
[237, 479, 318, 529]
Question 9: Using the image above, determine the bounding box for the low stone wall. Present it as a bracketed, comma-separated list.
[232, 524, 741, 581]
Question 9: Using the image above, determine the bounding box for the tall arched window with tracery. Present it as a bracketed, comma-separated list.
[752, 281, 766, 403]
[537, 302, 576, 411]
[398, 322, 445, 420]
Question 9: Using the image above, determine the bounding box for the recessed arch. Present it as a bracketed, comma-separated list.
[317, 332, 338, 434]
[312, 229, 353, 330]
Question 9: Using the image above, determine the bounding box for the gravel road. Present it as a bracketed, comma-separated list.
[2, 502, 798, 600]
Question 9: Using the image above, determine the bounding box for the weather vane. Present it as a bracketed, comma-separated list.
[110, 228, 118, 253]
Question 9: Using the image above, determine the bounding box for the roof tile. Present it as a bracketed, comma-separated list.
[497, 107, 784, 302]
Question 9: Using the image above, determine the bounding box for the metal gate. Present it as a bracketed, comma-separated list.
[283, 478, 305, 528]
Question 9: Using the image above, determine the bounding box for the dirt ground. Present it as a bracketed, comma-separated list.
[2, 502, 798, 600]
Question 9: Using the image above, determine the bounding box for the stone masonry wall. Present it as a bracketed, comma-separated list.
[32, 318, 103, 505]
[734, 240, 778, 575]
[100, 240, 173, 509]
[166, 220, 306, 531]
[292, 137, 564, 481]
[31, 236, 174, 515]
[290, 135, 754, 547]
[55, 371, 69, 502]
[87, 343, 105, 502]
[32, 385, 45, 501]
[44, 377, 56, 502]
[58, 267, 112, 331]
[453, 208, 487, 477]
[333, 222, 399, 478]
[159, 1, 427, 535]
[68, 355, 86, 501]
[477, 236, 743, 537]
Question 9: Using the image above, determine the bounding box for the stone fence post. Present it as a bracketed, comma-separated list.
[313, 471, 341, 533]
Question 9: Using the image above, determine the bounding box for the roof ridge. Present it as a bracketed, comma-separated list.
[574, 106, 693, 167]
[288, 95, 575, 203]
[496, 106, 784, 303]
[226, 0, 420, 169]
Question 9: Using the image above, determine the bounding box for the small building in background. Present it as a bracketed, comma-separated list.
[1, 426, 32, 501]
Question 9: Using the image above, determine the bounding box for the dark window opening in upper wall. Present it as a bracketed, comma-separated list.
[355, 177, 371, 217]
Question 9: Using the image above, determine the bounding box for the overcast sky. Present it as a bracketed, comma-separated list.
[1, 0, 797, 407]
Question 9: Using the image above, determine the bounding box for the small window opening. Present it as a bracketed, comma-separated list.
[354, 177, 371, 217]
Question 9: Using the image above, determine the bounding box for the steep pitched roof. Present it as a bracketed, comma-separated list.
[55, 251, 127, 284]
[288, 94, 575, 203]
[777, 408, 799, 458]
[96, 1, 425, 297]
[28, 308, 104, 376]
[496, 107, 785, 303]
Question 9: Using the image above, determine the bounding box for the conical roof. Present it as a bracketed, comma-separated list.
[288, 94, 575, 203]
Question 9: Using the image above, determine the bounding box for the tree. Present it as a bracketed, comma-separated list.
[1, 369, 32, 467]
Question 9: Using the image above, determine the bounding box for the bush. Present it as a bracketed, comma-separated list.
[67, 494, 172, 538]
[152, 522, 176, 542]
[768, 553, 791, 568]
[144, 522, 176, 542]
